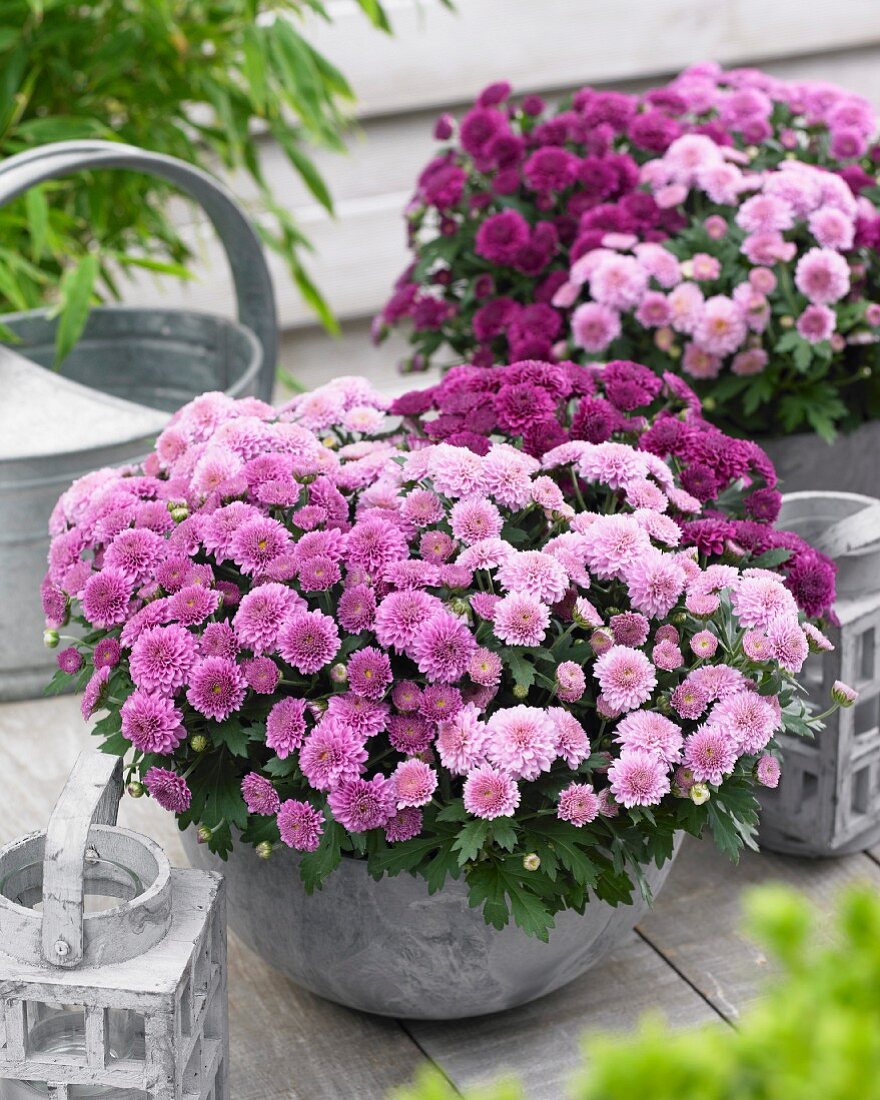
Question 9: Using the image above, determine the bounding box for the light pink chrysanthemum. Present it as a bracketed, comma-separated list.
[571, 301, 621, 352]
[121, 690, 184, 755]
[742, 629, 771, 661]
[463, 764, 521, 820]
[186, 657, 246, 721]
[233, 583, 301, 654]
[683, 726, 738, 785]
[557, 782, 600, 826]
[556, 661, 586, 703]
[410, 613, 477, 683]
[469, 647, 503, 687]
[497, 550, 570, 604]
[688, 663, 746, 701]
[374, 590, 444, 651]
[652, 639, 684, 671]
[803, 622, 834, 653]
[485, 705, 557, 780]
[144, 767, 191, 813]
[690, 630, 719, 658]
[584, 515, 652, 580]
[709, 690, 778, 755]
[766, 617, 809, 674]
[614, 710, 683, 764]
[594, 646, 658, 713]
[277, 800, 324, 852]
[670, 681, 710, 721]
[299, 719, 368, 790]
[550, 708, 591, 768]
[391, 759, 438, 808]
[482, 445, 540, 510]
[794, 247, 851, 304]
[328, 776, 396, 832]
[241, 772, 281, 815]
[278, 609, 340, 674]
[436, 705, 490, 775]
[492, 592, 550, 647]
[450, 498, 503, 544]
[624, 551, 685, 618]
[732, 575, 799, 629]
[756, 754, 781, 788]
[608, 749, 670, 808]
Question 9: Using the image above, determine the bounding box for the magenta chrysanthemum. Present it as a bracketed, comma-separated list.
[278, 609, 340, 674]
[608, 749, 670, 807]
[129, 624, 196, 693]
[388, 714, 434, 755]
[384, 807, 423, 842]
[186, 657, 246, 721]
[266, 697, 309, 758]
[57, 647, 83, 674]
[410, 613, 477, 683]
[557, 782, 600, 826]
[277, 799, 324, 852]
[81, 569, 133, 628]
[594, 646, 657, 713]
[241, 772, 281, 815]
[80, 666, 111, 721]
[93, 637, 121, 670]
[243, 656, 280, 694]
[463, 764, 520, 819]
[347, 646, 393, 700]
[121, 690, 184, 755]
[328, 775, 396, 832]
[144, 767, 191, 813]
[299, 720, 368, 790]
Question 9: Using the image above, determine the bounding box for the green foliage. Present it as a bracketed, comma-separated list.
[393, 884, 880, 1100]
[0, 0, 393, 360]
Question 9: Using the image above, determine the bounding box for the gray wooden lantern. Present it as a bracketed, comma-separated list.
[759, 491, 880, 857]
[0, 752, 228, 1099]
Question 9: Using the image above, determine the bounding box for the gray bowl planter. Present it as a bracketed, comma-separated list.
[761, 420, 880, 497]
[182, 831, 680, 1019]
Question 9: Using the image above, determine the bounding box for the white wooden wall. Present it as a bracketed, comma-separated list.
[120, 0, 880, 391]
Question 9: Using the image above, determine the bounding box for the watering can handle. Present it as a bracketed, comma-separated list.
[40, 750, 124, 967]
[0, 140, 278, 402]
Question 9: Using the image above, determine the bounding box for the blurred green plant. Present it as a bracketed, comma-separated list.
[393, 883, 880, 1100]
[0, 0, 394, 362]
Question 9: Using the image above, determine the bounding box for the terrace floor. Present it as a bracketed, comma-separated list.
[2, 693, 877, 1099]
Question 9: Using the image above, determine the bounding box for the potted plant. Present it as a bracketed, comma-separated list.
[45, 373, 844, 1018]
[377, 64, 880, 493]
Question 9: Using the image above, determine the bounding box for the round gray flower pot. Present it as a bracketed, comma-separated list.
[182, 831, 680, 1019]
[761, 419, 880, 497]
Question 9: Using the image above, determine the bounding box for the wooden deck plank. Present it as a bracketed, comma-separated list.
[637, 836, 880, 1022]
[0, 695, 432, 1100]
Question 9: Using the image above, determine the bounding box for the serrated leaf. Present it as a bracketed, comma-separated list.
[435, 799, 468, 823]
[264, 756, 298, 778]
[299, 817, 344, 892]
[208, 719, 253, 757]
[453, 818, 490, 865]
[490, 819, 517, 852]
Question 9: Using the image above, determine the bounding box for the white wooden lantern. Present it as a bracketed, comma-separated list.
[759, 492, 880, 856]
[0, 752, 228, 1098]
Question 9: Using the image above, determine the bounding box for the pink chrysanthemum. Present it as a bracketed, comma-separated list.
[766, 617, 809, 674]
[241, 772, 281, 815]
[338, 584, 377, 634]
[93, 637, 121, 670]
[794, 247, 851, 304]
[347, 646, 393, 700]
[410, 613, 477, 683]
[436, 704, 489, 775]
[463, 764, 520, 820]
[299, 719, 368, 790]
[326, 693, 390, 737]
[742, 629, 771, 661]
[492, 592, 550, 647]
[471, 592, 502, 620]
[683, 726, 738, 785]
[551, 708, 591, 768]
[144, 767, 191, 813]
[688, 663, 746, 701]
[199, 622, 239, 660]
[391, 680, 422, 712]
[81, 666, 111, 721]
[297, 555, 341, 592]
[624, 551, 685, 618]
[103, 528, 164, 584]
[391, 758, 438, 808]
[57, 647, 83, 674]
[690, 630, 719, 658]
[345, 517, 409, 573]
[608, 749, 670, 807]
[278, 609, 340, 674]
[186, 656, 246, 721]
[388, 714, 434, 754]
[129, 624, 196, 693]
[243, 656, 280, 694]
[803, 622, 834, 653]
[419, 683, 463, 722]
[584, 515, 652, 580]
[556, 661, 586, 703]
[709, 691, 778, 754]
[756, 754, 781, 788]
[374, 590, 443, 651]
[277, 799, 324, 852]
[652, 639, 684, 671]
[732, 576, 798, 629]
[469, 647, 503, 687]
[485, 705, 557, 780]
[450, 498, 503, 544]
[166, 584, 220, 627]
[614, 710, 683, 764]
[609, 613, 650, 648]
[328, 775, 396, 832]
[594, 646, 657, 713]
[266, 697, 309, 758]
[121, 690, 184, 754]
[81, 569, 133, 629]
[670, 681, 710, 721]
[497, 551, 569, 604]
[557, 782, 601, 826]
[400, 489, 443, 527]
[384, 807, 423, 842]
[419, 529, 455, 563]
[233, 583, 301, 654]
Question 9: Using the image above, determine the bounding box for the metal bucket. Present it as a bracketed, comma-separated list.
[0, 140, 279, 700]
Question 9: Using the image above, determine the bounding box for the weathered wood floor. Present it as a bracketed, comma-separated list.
[2, 694, 877, 1099]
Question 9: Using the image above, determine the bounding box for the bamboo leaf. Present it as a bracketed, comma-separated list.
[53, 252, 98, 366]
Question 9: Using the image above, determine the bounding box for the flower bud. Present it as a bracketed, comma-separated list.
[43, 629, 60, 649]
[330, 663, 348, 684]
[190, 734, 209, 753]
[522, 853, 541, 872]
[169, 505, 189, 523]
[321, 436, 338, 450]
[690, 783, 710, 805]
[127, 781, 145, 799]
[449, 597, 471, 619]
[197, 825, 212, 844]
[256, 841, 274, 861]
[832, 680, 858, 708]
[779, 315, 795, 329]
[513, 683, 529, 700]
[590, 627, 614, 656]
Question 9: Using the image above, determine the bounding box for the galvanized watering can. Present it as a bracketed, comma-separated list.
[0, 140, 279, 701]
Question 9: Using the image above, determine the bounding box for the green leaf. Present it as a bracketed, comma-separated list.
[25, 187, 48, 261]
[264, 756, 298, 778]
[299, 818, 345, 892]
[452, 818, 490, 865]
[466, 862, 510, 931]
[503, 648, 536, 693]
[435, 799, 468, 823]
[490, 819, 518, 852]
[749, 548, 792, 569]
[208, 719, 253, 758]
[54, 252, 99, 366]
[530, 821, 597, 887]
[272, 122, 334, 213]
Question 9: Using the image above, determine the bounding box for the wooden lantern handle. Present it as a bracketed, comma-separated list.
[41, 752, 124, 968]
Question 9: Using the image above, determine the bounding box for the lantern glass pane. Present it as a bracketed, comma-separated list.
[854, 694, 880, 738]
